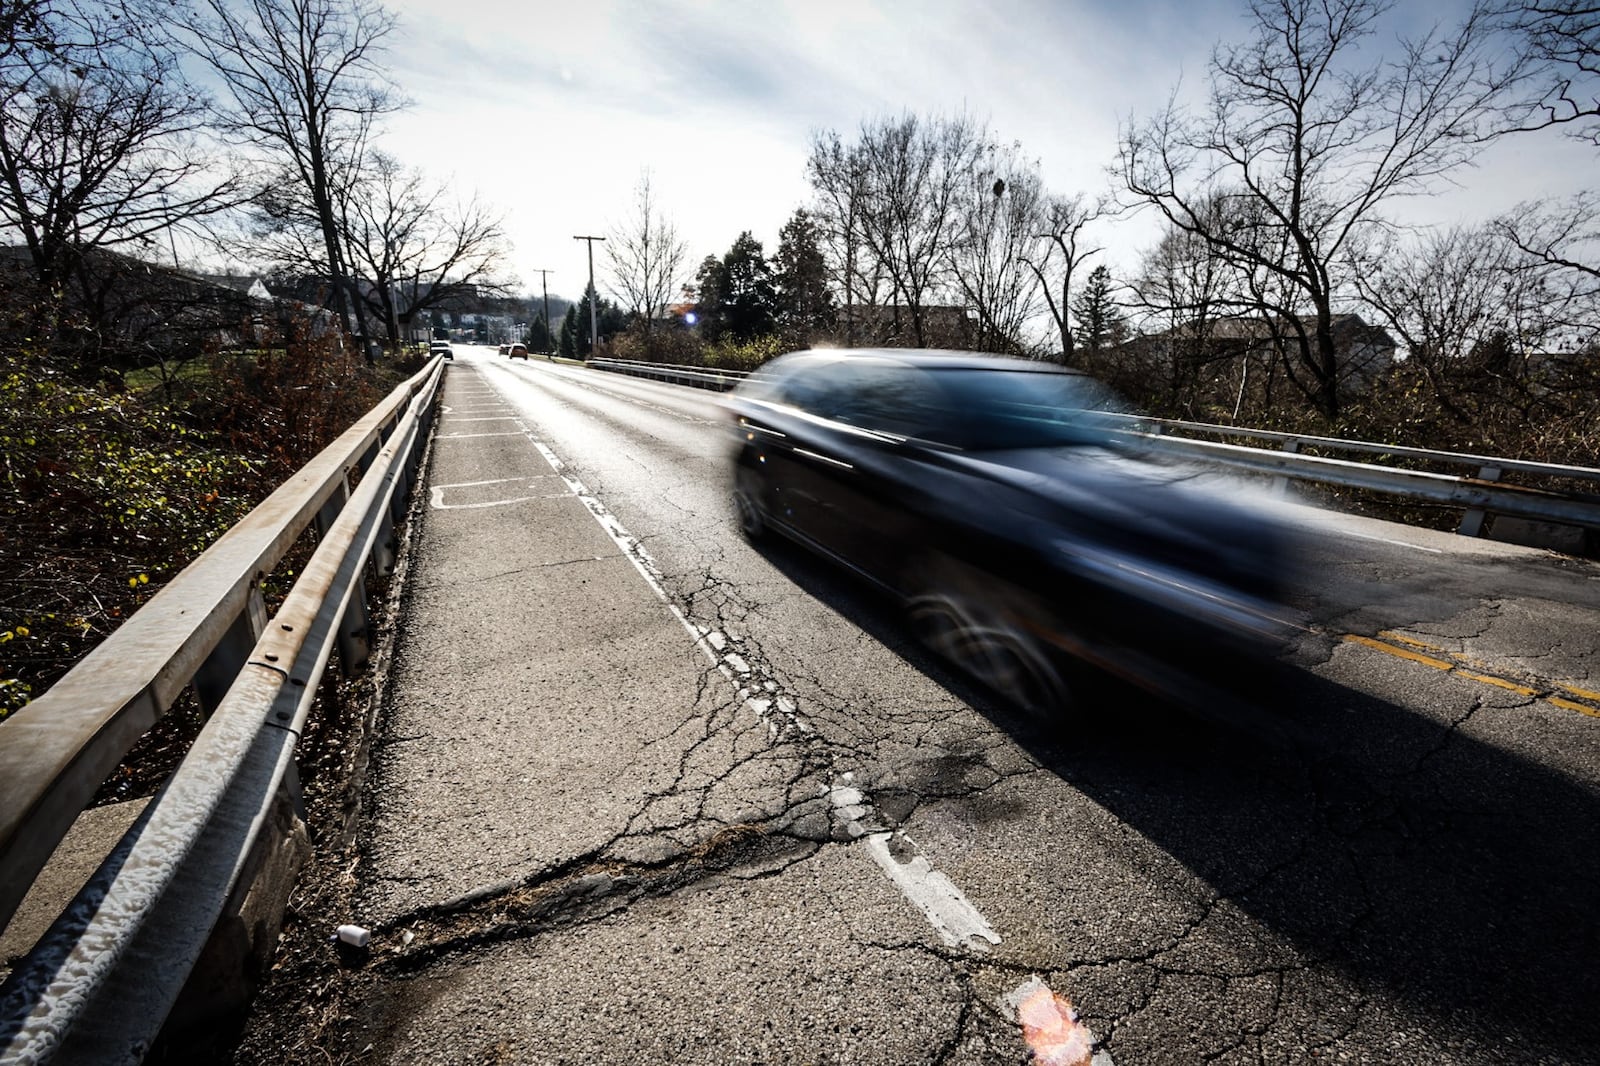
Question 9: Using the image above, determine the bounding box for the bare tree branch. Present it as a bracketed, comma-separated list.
[184, 0, 401, 339]
[605, 171, 688, 335]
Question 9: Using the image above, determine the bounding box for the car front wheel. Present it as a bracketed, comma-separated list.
[733, 463, 768, 542]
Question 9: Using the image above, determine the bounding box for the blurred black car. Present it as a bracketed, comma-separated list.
[724, 349, 1300, 720]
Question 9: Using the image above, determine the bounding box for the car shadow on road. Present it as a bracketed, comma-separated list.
[748, 532, 1600, 1062]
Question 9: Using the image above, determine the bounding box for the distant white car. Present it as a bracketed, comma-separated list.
[429, 341, 453, 360]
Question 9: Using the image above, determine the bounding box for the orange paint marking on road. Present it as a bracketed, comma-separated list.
[1557, 683, 1600, 703]
[1018, 985, 1097, 1066]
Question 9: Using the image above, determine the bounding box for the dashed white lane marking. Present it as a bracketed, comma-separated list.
[481, 373, 1004, 959]
[448, 415, 523, 422]
[434, 430, 528, 439]
[827, 782, 999, 952]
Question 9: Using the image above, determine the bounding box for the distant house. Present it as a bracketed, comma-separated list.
[1128, 312, 1397, 393]
[200, 273, 273, 303]
[2, 246, 267, 356]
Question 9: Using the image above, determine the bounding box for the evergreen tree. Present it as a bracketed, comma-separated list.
[568, 283, 628, 356]
[558, 304, 579, 358]
[527, 314, 554, 353]
[694, 233, 778, 344]
[1070, 265, 1126, 357]
[721, 232, 777, 343]
[693, 254, 728, 342]
[772, 208, 835, 342]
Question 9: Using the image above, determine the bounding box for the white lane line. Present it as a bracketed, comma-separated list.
[432, 476, 562, 490]
[434, 431, 528, 439]
[486, 376, 1003, 958]
[448, 415, 523, 422]
[430, 489, 572, 510]
[428, 473, 572, 505]
[826, 782, 999, 952]
[1323, 527, 1444, 554]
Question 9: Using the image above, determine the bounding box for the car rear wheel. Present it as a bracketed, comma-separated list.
[905, 564, 1074, 721]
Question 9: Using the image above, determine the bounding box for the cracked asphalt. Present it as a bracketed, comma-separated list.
[266, 349, 1600, 1065]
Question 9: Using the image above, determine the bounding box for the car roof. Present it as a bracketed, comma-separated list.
[771, 348, 1086, 375]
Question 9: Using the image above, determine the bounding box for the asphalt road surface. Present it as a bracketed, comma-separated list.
[265, 347, 1600, 1065]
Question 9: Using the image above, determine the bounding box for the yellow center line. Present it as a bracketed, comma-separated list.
[1343, 634, 1455, 672]
[1340, 634, 1599, 719]
[1454, 670, 1541, 697]
[1378, 630, 1446, 653]
[1549, 698, 1600, 719]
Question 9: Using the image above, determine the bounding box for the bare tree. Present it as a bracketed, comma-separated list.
[856, 112, 984, 347]
[806, 128, 881, 345]
[187, 0, 400, 339]
[1119, 0, 1524, 419]
[1025, 193, 1106, 364]
[1499, 0, 1600, 145]
[340, 153, 512, 348]
[806, 113, 986, 348]
[947, 142, 1047, 354]
[0, 0, 241, 309]
[1494, 193, 1600, 344]
[605, 171, 688, 335]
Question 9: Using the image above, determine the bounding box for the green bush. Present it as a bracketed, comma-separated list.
[0, 349, 265, 718]
[703, 335, 789, 372]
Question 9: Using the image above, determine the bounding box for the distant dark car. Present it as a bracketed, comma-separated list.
[508, 343, 529, 359]
[724, 349, 1298, 719]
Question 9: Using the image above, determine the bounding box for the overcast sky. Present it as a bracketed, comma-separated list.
[375, 0, 1594, 307]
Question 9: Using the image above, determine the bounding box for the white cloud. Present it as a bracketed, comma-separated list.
[376, 0, 1593, 306]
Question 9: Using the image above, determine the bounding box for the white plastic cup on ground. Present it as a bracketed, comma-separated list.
[335, 924, 371, 948]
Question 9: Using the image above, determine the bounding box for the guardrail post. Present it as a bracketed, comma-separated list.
[1457, 465, 1502, 537]
[315, 476, 371, 674]
[1272, 439, 1301, 497]
[194, 585, 268, 716]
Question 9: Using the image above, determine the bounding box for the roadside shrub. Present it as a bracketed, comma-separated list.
[703, 335, 788, 372]
[0, 316, 409, 721]
[609, 325, 705, 365]
[0, 347, 265, 719]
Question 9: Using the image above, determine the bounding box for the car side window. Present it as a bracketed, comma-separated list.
[832, 364, 944, 437]
[777, 372, 848, 419]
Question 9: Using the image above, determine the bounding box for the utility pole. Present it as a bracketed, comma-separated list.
[531, 268, 553, 355]
[573, 235, 606, 357]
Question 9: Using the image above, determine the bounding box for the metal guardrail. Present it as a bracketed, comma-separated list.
[0, 356, 447, 1063]
[587, 356, 1600, 538]
[1133, 432, 1600, 532]
[1114, 414, 1600, 536]
[588, 357, 750, 391]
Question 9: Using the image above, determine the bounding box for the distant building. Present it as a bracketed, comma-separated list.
[1126, 312, 1397, 393]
